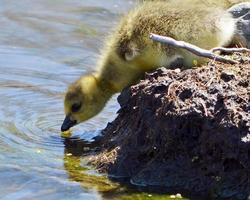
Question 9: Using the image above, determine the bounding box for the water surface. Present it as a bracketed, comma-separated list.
[0, 1, 184, 199]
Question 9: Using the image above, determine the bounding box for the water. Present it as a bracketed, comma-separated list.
[0, 1, 184, 199]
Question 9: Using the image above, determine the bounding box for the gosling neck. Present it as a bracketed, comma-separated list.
[94, 74, 117, 101]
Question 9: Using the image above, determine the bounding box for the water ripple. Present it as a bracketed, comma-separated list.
[0, 1, 133, 199]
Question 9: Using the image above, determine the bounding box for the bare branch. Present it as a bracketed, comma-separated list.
[211, 47, 250, 53]
[150, 33, 239, 65]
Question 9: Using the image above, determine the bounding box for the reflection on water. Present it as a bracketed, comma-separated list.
[64, 139, 120, 193]
[0, 0, 184, 199]
[63, 137, 188, 200]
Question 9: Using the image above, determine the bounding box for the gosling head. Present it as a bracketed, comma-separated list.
[61, 75, 112, 132]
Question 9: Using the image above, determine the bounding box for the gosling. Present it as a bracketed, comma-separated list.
[61, 1, 236, 131]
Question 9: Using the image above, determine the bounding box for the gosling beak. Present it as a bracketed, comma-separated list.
[61, 115, 77, 132]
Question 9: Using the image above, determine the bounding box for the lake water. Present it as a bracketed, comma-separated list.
[0, 1, 183, 199]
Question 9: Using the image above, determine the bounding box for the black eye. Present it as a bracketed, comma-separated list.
[71, 102, 81, 113]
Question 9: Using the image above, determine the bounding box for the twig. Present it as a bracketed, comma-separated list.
[150, 33, 240, 65]
[211, 47, 250, 53]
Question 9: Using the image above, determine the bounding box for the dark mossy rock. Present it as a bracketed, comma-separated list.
[89, 54, 250, 199]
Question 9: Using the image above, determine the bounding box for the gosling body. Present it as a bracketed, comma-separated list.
[61, 1, 236, 131]
[141, 0, 249, 8]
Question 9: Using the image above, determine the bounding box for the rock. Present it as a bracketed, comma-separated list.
[228, 2, 250, 48]
[88, 54, 250, 199]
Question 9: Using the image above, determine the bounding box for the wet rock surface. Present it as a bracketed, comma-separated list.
[89, 54, 250, 199]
